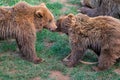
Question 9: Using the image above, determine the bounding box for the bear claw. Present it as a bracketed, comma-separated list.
[92, 66, 102, 71]
[33, 58, 45, 64]
[62, 60, 75, 68]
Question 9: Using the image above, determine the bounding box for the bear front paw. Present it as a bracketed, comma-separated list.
[62, 59, 76, 67]
[92, 66, 109, 71]
[92, 66, 105, 71]
[33, 58, 44, 64]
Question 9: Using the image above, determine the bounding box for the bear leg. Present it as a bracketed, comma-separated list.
[63, 47, 85, 67]
[80, 7, 98, 17]
[93, 51, 116, 71]
[16, 34, 43, 64]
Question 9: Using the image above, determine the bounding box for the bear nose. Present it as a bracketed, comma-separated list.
[50, 28, 55, 31]
[51, 25, 57, 31]
[50, 27, 57, 32]
[54, 25, 57, 29]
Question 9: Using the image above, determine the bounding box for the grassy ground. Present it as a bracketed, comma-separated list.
[0, 0, 120, 80]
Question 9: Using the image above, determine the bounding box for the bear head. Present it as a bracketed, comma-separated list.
[34, 3, 57, 31]
[56, 13, 90, 34]
[56, 13, 76, 34]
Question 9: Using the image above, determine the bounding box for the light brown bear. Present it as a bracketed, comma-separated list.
[56, 13, 120, 71]
[0, 2, 57, 63]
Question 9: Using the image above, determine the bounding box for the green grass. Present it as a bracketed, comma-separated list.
[68, 0, 81, 5]
[63, 6, 78, 15]
[0, 0, 50, 6]
[46, 2, 64, 18]
[0, 0, 120, 80]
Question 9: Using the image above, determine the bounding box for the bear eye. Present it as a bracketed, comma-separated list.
[37, 14, 43, 18]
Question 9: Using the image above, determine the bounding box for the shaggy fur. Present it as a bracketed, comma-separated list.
[80, 0, 120, 18]
[0, 2, 57, 63]
[56, 13, 120, 71]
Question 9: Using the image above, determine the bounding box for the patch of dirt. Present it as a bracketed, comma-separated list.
[31, 77, 41, 80]
[44, 39, 54, 48]
[49, 71, 70, 80]
[9, 69, 17, 74]
[50, 0, 67, 3]
[114, 69, 120, 75]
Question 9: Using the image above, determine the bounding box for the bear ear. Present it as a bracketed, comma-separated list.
[35, 10, 43, 18]
[67, 13, 75, 18]
[40, 3, 46, 7]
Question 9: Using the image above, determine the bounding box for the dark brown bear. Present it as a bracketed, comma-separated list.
[0, 2, 57, 63]
[56, 13, 120, 71]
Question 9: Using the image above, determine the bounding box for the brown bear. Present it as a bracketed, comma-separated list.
[56, 13, 120, 71]
[0, 2, 57, 63]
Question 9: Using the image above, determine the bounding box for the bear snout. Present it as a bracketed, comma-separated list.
[47, 22, 57, 31]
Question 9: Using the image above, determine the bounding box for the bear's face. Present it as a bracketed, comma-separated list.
[56, 13, 76, 34]
[34, 3, 57, 31]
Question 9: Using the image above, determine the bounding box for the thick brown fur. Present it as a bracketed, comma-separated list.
[80, 0, 120, 18]
[80, 0, 99, 8]
[56, 13, 120, 71]
[0, 1, 57, 63]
